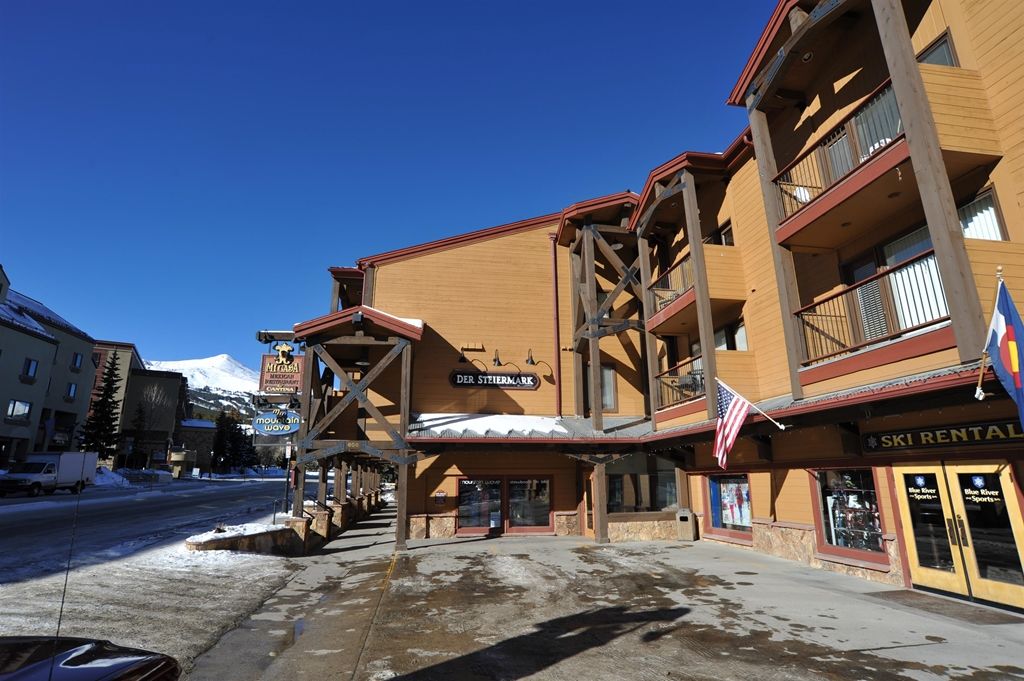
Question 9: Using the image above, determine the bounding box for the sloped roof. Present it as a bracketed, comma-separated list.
[0, 289, 94, 343]
[293, 305, 424, 341]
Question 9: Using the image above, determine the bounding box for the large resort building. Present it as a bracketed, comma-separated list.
[289, 0, 1024, 610]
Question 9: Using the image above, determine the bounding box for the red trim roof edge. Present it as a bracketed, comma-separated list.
[293, 305, 424, 341]
[356, 212, 561, 268]
[727, 0, 801, 107]
[555, 191, 640, 245]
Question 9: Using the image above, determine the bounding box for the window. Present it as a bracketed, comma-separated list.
[600, 365, 617, 411]
[66, 383, 77, 399]
[918, 33, 957, 67]
[6, 400, 31, 420]
[817, 469, 884, 553]
[714, 321, 748, 351]
[709, 475, 751, 532]
[22, 358, 38, 378]
[91, 352, 101, 368]
[71, 352, 83, 370]
[706, 221, 734, 246]
[958, 191, 1005, 241]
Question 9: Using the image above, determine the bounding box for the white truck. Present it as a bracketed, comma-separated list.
[0, 451, 98, 497]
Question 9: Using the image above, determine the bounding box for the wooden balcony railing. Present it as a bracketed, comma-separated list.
[648, 255, 695, 312]
[796, 250, 950, 365]
[655, 355, 705, 409]
[774, 82, 902, 221]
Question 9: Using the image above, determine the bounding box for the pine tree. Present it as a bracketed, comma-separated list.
[80, 353, 123, 454]
[212, 410, 231, 471]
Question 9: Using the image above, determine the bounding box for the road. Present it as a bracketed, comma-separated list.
[0, 478, 287, 583]
[0, 479, 298, 671]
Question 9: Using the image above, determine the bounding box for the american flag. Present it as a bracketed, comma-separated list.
[713, 380, 752, 470]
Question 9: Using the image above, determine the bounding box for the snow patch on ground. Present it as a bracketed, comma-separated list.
[94, 466, 129, 487]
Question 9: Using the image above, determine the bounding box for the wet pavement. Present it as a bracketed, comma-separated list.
[189, 508, 1024, 680]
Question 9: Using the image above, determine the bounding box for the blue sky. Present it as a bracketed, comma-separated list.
[0, 1, 772, 371]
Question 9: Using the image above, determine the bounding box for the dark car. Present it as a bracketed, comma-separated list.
[0, 637, 180, 680]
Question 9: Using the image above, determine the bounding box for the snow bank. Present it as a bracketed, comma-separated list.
[94, 466, 129, 487]
[414, 413, 569, 435]
[186, 522, 282, 543]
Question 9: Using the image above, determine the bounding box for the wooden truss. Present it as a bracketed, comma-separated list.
[569, 222, 646, 431]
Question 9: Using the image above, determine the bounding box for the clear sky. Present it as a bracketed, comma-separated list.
[0, 1, 773, 371]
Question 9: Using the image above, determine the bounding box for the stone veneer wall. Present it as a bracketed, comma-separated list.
[747, 520, 905, 587]
[554, 511, 578, 536]
[608, 519, 677, 542]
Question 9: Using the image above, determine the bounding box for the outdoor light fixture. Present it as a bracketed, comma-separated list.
[355, 360, 370, 367]
[493, 350, 502, 367]
[457, 351, 468, 363]
[525, 349, 537, 365]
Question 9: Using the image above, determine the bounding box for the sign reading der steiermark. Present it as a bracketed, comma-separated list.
[449, 370, 540, 390]
[260, 342, 304, 394]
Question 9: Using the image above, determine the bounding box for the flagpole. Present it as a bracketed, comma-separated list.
[976, 267, 1005, 401]
[716, 377, 786, 431]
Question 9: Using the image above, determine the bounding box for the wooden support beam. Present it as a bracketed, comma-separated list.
[317, 462, 328, 506]
[330, 279, 341, 314]
[751, 435, 773, 462]
[871, 0, 985, 361]
[638, 234, 661, 427]
[362, 265, 376, 306]
[293, 334, 315, 518]
[681, 171, 720, 420]
[322, 336, 400, 346]
[334, 459, 348, 500]
[583, 225, 604, 432]
[395, 462, 409, 551]
[592, 463, 609, 544]
[746, 104, 804, 400]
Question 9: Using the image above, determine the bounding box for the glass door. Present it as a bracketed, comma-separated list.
[457, 479, 503, 534]
[894, 461, 1024, 608]
[945, 462, 1024, 607]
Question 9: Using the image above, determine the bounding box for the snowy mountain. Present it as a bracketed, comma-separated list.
[145, 354, 259, 420]
[146, 354, 259, 393]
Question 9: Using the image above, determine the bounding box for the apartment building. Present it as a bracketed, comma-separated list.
[290, 0, 1024, 609]
[0, 265, 97, 466]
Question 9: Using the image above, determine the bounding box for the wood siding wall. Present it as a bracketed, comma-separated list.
[920, 64, 1001, 156]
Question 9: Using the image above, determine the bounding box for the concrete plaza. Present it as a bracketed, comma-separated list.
[189, 507, 1024, 680]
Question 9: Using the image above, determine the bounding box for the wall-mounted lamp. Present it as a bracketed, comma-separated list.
[492, 350, 521, 373]
[457, 351, 468, 363]
[524, 349, 553, 373]
[493, 350, 502, 367]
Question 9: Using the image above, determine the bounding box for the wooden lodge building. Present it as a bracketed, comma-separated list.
[288, 0, 1024, 610]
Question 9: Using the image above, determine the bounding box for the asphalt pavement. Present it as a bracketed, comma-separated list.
[191, 508, 1024, 681]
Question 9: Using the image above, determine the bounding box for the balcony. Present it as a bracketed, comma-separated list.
[773, 66, 1001, 250]
[655, 356, 705, 410]
[775, 83, 903, 223]
[796, 250, 949, 366]
[646, 246, 746, 336]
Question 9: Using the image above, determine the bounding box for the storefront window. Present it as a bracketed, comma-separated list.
[458, 479, 502, 530]
[818, 469, 883, 553]
[508, 479, 551, 527]
[605, 455, 679, 513]
[709, 475, 751, 532]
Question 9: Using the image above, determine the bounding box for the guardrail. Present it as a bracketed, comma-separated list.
[655, 355, 705, 409]
[774, 82, 902, 221]
[796, 250, 949, 364]
[648, 255, 695, 312]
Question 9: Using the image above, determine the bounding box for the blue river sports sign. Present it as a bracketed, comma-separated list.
[253, 410, 301, 436]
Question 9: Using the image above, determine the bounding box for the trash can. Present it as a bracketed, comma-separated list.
[676, 507, 697, 541]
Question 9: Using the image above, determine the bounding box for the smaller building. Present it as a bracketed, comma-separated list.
[119, 369, 190, 468]
[0, 264, 97, 466]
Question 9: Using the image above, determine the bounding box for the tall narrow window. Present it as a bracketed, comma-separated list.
[22, 358, 38, 378]
[66, 383, 78, 399]
[818, 469, 884, 553]
[71, 352, 83, 370]
[600, 365, 617, 412]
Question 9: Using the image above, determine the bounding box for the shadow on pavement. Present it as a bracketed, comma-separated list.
[387, 605, 689, 680]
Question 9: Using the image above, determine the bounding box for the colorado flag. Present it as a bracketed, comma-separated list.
[984, 280, 1024, 427]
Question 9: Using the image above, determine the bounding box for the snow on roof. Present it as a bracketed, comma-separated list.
[412, 413, 567, 438]
[5, 289, 93, 341]
[181, 419, 217, 429]
[362, 305, 424, 329]
[0, 298, 54, 340]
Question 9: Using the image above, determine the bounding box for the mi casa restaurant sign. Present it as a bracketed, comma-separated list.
[260, 342, 304, 394]
[449, 370, 540, 390]
[863, 420, 1024, 452]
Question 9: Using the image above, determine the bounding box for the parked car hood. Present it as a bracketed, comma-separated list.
[0, 637, 180, 680]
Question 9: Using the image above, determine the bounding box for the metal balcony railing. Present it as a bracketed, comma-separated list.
[648, 255, 695, 312]
[796, 250, 949, 365]
[774, 82, 902, 221]
[655, 356, 705, 409]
